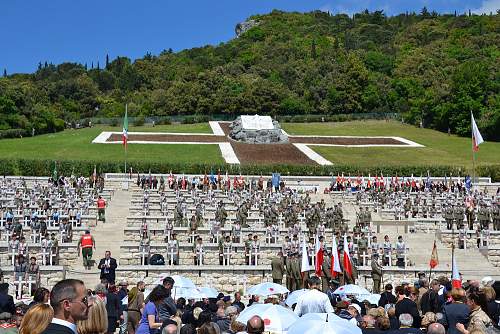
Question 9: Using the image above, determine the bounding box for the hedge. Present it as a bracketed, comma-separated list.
[0, 159, 499, 181]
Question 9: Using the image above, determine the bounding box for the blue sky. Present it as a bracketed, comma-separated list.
[1, 0, 498, 74]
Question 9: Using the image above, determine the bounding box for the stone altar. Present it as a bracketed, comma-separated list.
[229, 115, 288, 144]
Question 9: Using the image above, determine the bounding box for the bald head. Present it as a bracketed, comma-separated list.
[247, 315, 265, 334]
[427, 323, 445, 334]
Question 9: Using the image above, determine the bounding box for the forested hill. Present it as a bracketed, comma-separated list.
[0, 9, 499, 140]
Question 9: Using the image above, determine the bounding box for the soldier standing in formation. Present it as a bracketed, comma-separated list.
[493, 204, 500, 231]
[371, 253, 383, 293]
[445, 205, 454, 230]
[271, 251, 285, 284]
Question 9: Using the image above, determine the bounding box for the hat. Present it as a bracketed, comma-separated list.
[349, 303, 361, 314]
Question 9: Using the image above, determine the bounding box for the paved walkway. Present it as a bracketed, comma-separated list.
[66, 188, 130, 288]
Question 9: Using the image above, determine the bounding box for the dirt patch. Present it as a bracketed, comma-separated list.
[107, 133, 227, 143]
[289, 136, 404, 145]
[230, 142, 314, 165]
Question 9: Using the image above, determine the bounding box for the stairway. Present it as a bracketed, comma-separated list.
[66, 188, 131, 289]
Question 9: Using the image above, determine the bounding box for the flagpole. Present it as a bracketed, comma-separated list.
[471, 110, 476, 190]
[125, 104, 128, 178]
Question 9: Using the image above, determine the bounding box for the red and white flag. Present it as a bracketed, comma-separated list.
[343, 235, 353, 279]
[471, 112, 484, 152]
[331, 236, 342, 278]
[451, 247, 461, 288]
[315, 236, 324, 277]
[301, 239, 313, 273]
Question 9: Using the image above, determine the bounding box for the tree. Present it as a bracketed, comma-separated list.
[2, 69, 6, 78]
[105, 54, 110, 69]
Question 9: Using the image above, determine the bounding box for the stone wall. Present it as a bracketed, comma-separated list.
[487, 247, 500, 267]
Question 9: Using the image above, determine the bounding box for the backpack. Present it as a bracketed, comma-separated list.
[149, 254, 165, 265]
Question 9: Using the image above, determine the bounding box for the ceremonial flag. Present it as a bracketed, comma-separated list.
[92, 165, 97, 182]
[451, 246, 461, 288]
[301, 239, 313, 273]
[465, 175, 471, 192]
[331, 236, 342, 278]
[122, 106, 128, 147]
[343, 235, 353, 279]
[429, 240, 439, 269]
[471, 112, 484, 152]
[315, 235, 324, 277]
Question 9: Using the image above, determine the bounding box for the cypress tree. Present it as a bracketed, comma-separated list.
[2, 69, 6, 77]
[105, 54, 109, 69]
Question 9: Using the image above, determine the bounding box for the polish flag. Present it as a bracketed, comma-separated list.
[451, 247, 461, 288]
[315, 236, 324, 277]
[331, 236, 342, 278]
[301, 239, 313, 273]
[471, 112, 484, 152]
[343, 235, 353, 279]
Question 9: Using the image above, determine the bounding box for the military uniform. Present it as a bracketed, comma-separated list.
[445, 206, 454, 230]
[371, 255, 383, 293]
[478, 206, 491, 230]
[357, 236, 368, 265]
[271, 256, 285, 284]
[493, 205, 500, 231]
[321, 255, 332, 292]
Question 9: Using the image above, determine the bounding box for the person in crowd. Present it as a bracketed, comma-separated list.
[398, 313, 424, 334]
[42, 279, 89, 334]
[455, 291, 493, 334]
[395, 286, 421, 328]
[294, 276, 334, 316]
[117, 281, 129, 334]
[136, 285, 170, 334]
[128, 281, 146, 334]
[105, 284, 120, 334]
[440, 288, 470, 334]
[28, 287, 50, 309]
[246, 315, 264, 334]
[19, 303, 53, 334]
[483, 286, 499, 328]
[0, 283, 15, 315]
[158, 277, 177, 322]
[97, 251, 117, 284]
[77, 295, 108, 334]
[232, 292, 245, 312]
[380, 284, 397, 308]
[421, 280, 441, 314]
[427, 323, 446, 334]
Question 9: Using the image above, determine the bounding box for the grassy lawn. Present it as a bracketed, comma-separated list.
[1, 124, 222, 164]
[283, 121, 500, 168]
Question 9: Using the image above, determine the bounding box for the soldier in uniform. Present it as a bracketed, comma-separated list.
[371, 253, 383, 293]
[357, 233, 369, 265]
[292, 252, 302, 290]
[478, 204, 491, 230]
[244, 233, 253, 265]
[454, 205, 464, 230]
[382, 235, 392, 266]
[167, 233, 179, 265]
[493, 204, 500, 231]
[271, 251, 285, 284]
[321, 250, 332, 292]
[215, 201, 228, 227]
[365, 206, 372, 228]
[445, 205, 454, 230]
[465, 202, 475, 230]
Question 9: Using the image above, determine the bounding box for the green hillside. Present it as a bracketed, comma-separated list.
[0, 10, 499, 141]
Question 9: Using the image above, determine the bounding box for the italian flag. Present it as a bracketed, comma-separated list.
[122, 107, 128, 147]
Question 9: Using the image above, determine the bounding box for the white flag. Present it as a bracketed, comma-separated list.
[471, 112, 484, 152]
[301, 238, 313, 273]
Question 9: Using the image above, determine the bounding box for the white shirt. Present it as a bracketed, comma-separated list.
[52, 318, 78, 334]
[294, 288, 335, 316]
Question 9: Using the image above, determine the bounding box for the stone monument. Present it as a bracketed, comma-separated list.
[229, 115, 288, 144]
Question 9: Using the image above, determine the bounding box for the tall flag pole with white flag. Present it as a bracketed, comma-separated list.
[471, 111, 484, 187]
[123, 104, 129, 176]
[451, 243, 461, 288]
[330, 236, 342, 278]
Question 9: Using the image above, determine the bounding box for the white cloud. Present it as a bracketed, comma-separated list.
[472, 0, 500, 14]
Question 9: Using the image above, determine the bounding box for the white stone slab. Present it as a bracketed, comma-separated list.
[209, 121, 225, 136]
[293, 144, 333, 166]
[218, 143, 240, 164]
[240, 115, 274, 130]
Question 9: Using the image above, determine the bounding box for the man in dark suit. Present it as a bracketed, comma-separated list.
[42, 279, 89, 334]
[98, 251, 118, 283]
[439, 288, 469, 334]
[0, 283, 15, 315]
[379, 284, 397, 307]
[395, 287, 421, 328]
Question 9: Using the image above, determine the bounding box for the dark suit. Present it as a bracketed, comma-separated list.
[0, 293, 15, 314]
[106, 292, 121, 333]
[41, 323, 75, 334]
[440, 302, 470, 334]
[97, 257, 117, 283]
[379, 291, 397, 307]
[395, 298, 421, 328]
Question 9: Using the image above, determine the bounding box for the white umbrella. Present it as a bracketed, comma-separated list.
[152, 274, 196, 289]
[299, 312, 343, 322]
[362, 294, 381, 305]
[236, 304, 298, 333]
[285, 289, 308, 307]
[199, 287, 219, 299]
[247, 282, 289, 296]
[333, 284, 370, 297]
[175, 287, 205, 300]
[288, 319, 362, 334]
[122, 288, 151, 305]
